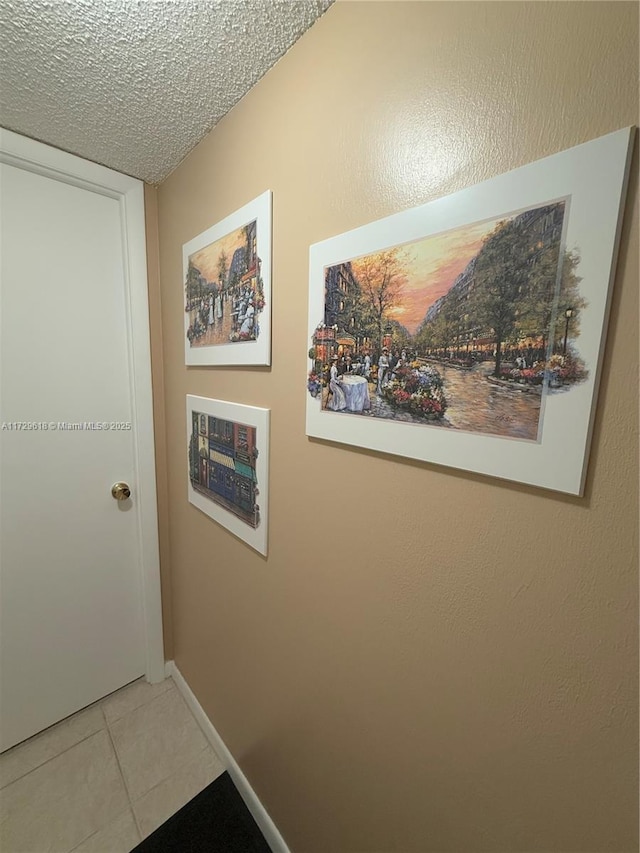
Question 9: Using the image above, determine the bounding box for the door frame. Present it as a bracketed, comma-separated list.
[0, 127, 165, 683]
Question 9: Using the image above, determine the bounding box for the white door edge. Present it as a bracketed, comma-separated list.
[0, 127, 165, 684]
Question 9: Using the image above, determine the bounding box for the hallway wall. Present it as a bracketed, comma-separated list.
[154, 3, 639, 850]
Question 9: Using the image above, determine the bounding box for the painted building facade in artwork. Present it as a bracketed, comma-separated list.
[189, 411, 260, 528]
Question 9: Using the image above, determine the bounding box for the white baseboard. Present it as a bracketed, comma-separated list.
[165, 661, 291, 853]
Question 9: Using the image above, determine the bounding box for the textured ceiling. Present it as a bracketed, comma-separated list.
[0, 0, 332, 184]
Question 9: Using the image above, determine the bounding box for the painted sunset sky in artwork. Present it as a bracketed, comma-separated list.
[375, 216, 503, 334]
[188, 225, 247, 283]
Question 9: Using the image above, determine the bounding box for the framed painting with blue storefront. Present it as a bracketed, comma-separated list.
[187, 395, 269, 555]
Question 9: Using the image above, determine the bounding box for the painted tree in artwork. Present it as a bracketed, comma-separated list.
[552, 249, 586, 350]
[351, 248, 408, 354]
[515, 242, 584, 354]
[470, 219, 532, 376]
[515, 241, 563, 353]
[217, 249, 228, 288]
[431, 301, 459, 354]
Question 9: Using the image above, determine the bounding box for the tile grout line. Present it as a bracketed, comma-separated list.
[0, 679, 174, 792]
[125, 740, 216, 833]
[3, 720, 134, 853]
[102, 677, 175, 727]
[0, 727, 106, 791]
[1, 680, 179, 852]
[103, 679, 198, 842]
[102, 702, 144, 843]
[66, 806, 136, 853]
[131, 740, 216, 800]
[111, 683, 221, 840]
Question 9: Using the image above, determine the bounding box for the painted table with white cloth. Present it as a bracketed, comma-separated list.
[341, 375, 371, 412]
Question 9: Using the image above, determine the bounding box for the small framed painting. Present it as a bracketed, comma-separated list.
[183, 190, 272, 366]
[187, 395, 269, 556]
[306, 127, 634, 495]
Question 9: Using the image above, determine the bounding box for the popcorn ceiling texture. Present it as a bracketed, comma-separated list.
[0, 0, 331, 184]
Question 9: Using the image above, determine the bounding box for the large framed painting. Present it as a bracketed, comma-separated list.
[183, 190, 272, 366]
[187, 395, 269, 555]
[306, 128, 634, 495]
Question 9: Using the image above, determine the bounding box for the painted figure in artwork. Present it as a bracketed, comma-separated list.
[326, 355, 347, 411]
[364, 353, 371, 379]
[377, 347, 390, 394]
[240, 300, 255, 336]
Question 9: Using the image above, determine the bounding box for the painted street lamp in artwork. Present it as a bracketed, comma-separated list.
[562, 307, 574, 356]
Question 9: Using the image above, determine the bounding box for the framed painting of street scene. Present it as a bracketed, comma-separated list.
[187, 395, 269, 555]
[306, 127, 634, 495]
[183, 190, 271, 366]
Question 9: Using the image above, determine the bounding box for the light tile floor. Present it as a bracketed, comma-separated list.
[0, 677, 226, 853]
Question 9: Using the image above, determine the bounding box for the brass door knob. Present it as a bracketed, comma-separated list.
[111, 482, 131, 501]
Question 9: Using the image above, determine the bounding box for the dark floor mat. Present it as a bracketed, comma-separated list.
[133, 770, 272, 853]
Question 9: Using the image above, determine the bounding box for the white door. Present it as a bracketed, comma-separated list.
[0, 130, 164, 752]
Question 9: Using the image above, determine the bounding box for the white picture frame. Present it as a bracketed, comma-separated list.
[183, 190, 272, 366]
[187, 395, 269, 556]
[306, 127, 634, 495]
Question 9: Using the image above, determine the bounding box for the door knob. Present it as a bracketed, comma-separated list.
[111, 482, 131, 501]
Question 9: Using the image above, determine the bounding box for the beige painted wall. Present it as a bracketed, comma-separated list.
[153, 3, 638, 850]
